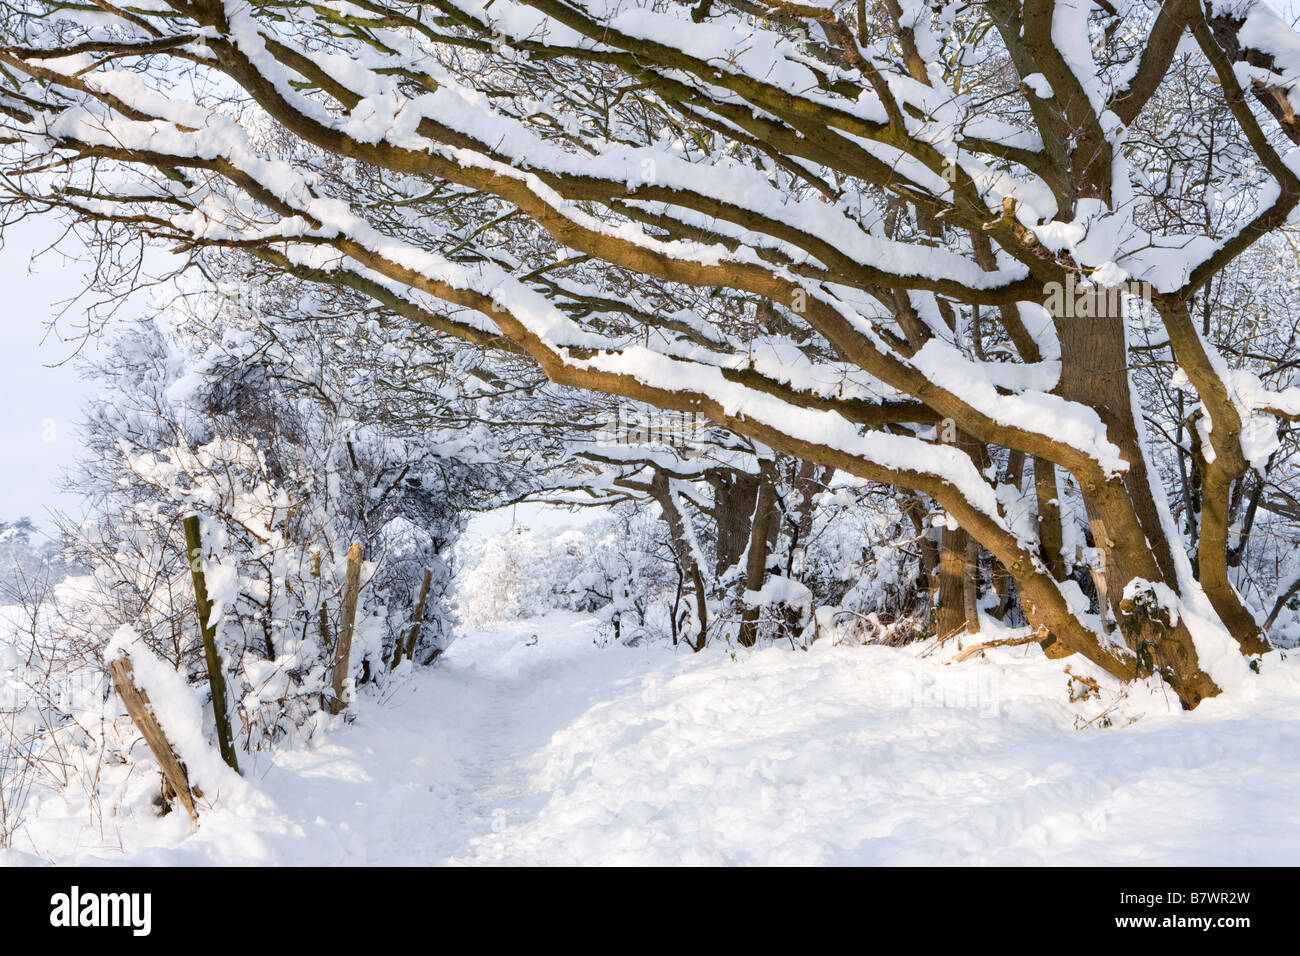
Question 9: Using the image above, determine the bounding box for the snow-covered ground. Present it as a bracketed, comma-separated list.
[7, 610, 1300, 866]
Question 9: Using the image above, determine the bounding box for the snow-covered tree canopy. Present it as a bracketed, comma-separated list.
[5, 0, 1300, 706]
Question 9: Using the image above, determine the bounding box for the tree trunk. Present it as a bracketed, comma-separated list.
[1198, 463, 1271, 655]
[1055, 302, 1177, 587]
[936, 522, 972, 640]
[903, 495, 939, 625]
[937, 432, 983, 641]
[648, 471, 710, 651]
[709, 470, 759, 579]
[1034, 458, 1068, 580]
[963, 535, 980, 632]
[738, 462, 780, 647]
[1048, 296, 1220, 707]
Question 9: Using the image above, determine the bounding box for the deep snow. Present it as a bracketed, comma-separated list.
[7, 610, 1300, 866]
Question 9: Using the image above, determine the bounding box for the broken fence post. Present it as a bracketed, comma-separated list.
[108, 657, 200, 823]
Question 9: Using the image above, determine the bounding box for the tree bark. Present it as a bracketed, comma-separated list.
[648, 471, 710, 651]
[1034, 458, 1068, 581]
[936, 522, 972, 640]
[738, 462, 780, 647]
[708, 471, 759, 579]
[963, 534, 980, 633]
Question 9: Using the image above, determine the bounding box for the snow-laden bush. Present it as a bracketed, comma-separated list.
[54, 307, 479, 748]
[459, 526, 589, 624]
[0, 592, 119, 850]
[800, 500, 930, 646]
[458, 506, 678, 644]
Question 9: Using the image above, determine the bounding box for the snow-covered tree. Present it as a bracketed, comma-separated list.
[7, 1, 1300, 705]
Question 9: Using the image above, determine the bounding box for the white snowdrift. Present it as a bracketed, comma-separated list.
[6, 611, 1300, 866]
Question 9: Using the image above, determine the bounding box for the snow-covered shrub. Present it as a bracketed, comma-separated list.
[458, 506, 679, 644]
[0, 592, 115, 851]
[55, 301, 484, 748]
[800, 497, 930, 646]
[459, 526, 588, 623]
[577, 510, 681, 646]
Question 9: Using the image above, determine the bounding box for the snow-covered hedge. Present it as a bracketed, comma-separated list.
[52, 301, 483, 749]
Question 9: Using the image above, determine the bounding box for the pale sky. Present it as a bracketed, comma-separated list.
[0, 218, 102, 529]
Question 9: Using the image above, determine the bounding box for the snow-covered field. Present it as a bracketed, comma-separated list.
[7, 610, 1300, 866]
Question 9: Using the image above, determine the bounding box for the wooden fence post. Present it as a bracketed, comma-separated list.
[183, 515, 240, 774]
[393, 568, 433, 669]
[311, 551, 334, 653]
[329, 542, 364, 713]
[108, 657, 200, 823]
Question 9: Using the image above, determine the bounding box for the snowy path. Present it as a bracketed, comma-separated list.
[13, 611, 1300, 865]
[244, 614, 629, 864]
